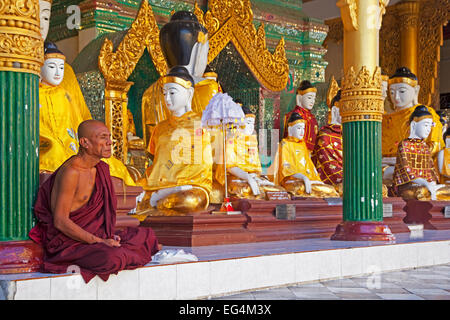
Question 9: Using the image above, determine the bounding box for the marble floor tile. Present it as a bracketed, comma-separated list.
[327, 287, 372, 294]
[416, 295, 450, 300]
[320, 279, 361, 288]
[293, 292, 340, 300]
[213, 293, 255, 300]
[376, 293, 424, 300]
[405, 288, 450, 296]
[333, 292, 381, 300]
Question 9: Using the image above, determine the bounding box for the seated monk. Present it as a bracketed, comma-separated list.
[28, 120, 161, 283]
[274, 112, 339, 198]
[141, 66, 213, 215]
[393, 105, 450, 200]
[215, 105, 287, 200]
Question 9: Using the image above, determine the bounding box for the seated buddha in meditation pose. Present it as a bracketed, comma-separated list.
[38, 43, 135, 186]
[382, 67, 443, 182]
[215, 106, 286, 200]
[393, 105, 450, 201]
[141, 11, 219, 146]
[312, 86, 343, 189]
[274, 113, 339, 198]
[143, 66, 213, 214]
[283, 80, 319, 152]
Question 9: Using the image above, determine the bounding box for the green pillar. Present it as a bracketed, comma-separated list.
[0, 0, 43, 242]
[0, 72, 40, 241]
[342, 121, 383, 222]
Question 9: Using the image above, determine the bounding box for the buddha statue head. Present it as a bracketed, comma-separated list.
[161, 66, 195, 117]
[389, 67, 420, 110]
[40, 42, 65, 86]
[296, 80, 317, 111]
[241, 105, 256, 136]
[160, 11, 209, 81]
[287, 112, 306, 141]
[329, 90, 342, 125]
[39, 0, 52, 41]
[409, 105, 434, 140]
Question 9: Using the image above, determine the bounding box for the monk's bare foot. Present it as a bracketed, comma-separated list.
[157, 244, 163, 251]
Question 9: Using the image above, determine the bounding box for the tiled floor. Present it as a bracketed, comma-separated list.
[213, 263, 450, 300]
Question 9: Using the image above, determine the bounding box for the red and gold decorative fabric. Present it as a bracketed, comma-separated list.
[393, 138, 439, 186]
[312, 124, 343, 186]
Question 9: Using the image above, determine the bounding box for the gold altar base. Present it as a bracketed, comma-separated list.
[138, 198, 410, 247]
[403, 200, 450, 230]
[139, 210, 252, 247]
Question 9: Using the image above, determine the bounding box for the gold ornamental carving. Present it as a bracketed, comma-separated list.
[337, 0, 359, 31]
[193, 1, 289, 92]
[98, 0, 167, 82]
[0, 0, 43, 76]
[340, 66, 384, 123]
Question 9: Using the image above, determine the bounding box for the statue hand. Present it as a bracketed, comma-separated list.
[302, 176, 312, 194]
[247, 176, 260, 196]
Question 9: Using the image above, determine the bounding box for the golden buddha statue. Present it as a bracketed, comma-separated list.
[274, 113, 339, 198]
[39, 45, 81, 172]
[39, 2, 135, 186]
[38, 44, 136, 186]
[393, 105, 450, 201]
[140, 66, 213, 215]
[382, 67, 443, 183]
[141, 11, 219, 147]
[215, 106, 287, 200]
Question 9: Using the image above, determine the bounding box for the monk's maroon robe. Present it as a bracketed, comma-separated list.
[29, 160, 159, 283]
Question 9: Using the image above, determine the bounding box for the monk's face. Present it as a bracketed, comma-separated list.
[82, 124, 112, 158]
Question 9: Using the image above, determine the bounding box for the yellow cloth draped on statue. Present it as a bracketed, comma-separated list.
[382, 104, 444, 157]
[274, 137, 338, 197]
[41, 67, 136, 186]
[215, 133, 262, 185]
[142, 78, 220, 146]
[145, 111, 213, 194]
[39, 84, 81, 172]
[274, 137, 322, 184]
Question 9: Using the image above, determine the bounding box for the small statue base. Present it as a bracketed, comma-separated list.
[331, 221, 396, 242]
[0, 240, 43, 274]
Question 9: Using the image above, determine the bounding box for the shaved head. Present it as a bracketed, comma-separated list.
[77, 120, 112, 159]
[78, 120, 107, 140]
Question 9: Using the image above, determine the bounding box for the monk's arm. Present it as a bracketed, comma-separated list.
[52, 168, 103, 245]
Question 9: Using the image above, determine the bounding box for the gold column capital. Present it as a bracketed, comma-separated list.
[337, 0, 359, 31]
[396, 0, 420, 28]
[340, 66, 384, 123]
[0, 0, 43, 76]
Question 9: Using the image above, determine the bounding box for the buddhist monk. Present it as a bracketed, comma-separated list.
[29, 120, 161, 283]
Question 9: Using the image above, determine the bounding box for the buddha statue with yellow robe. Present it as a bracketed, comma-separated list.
[39, 2, 135, 186]
[393, 105, 450, 201]
[39, 45, 81, 172]
[274, 113, 339, 198]
[215, 106, 287, 200]
[141, 66, 213, 215]
[141, 11, 219, 147]
[382, 67, 443, 182]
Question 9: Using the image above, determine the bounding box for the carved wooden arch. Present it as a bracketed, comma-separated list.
[194, 1, 289, 92]
[97, 0, 167, 162]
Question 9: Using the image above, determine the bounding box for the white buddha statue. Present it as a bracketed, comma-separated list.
[142, 66, 213, 215]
